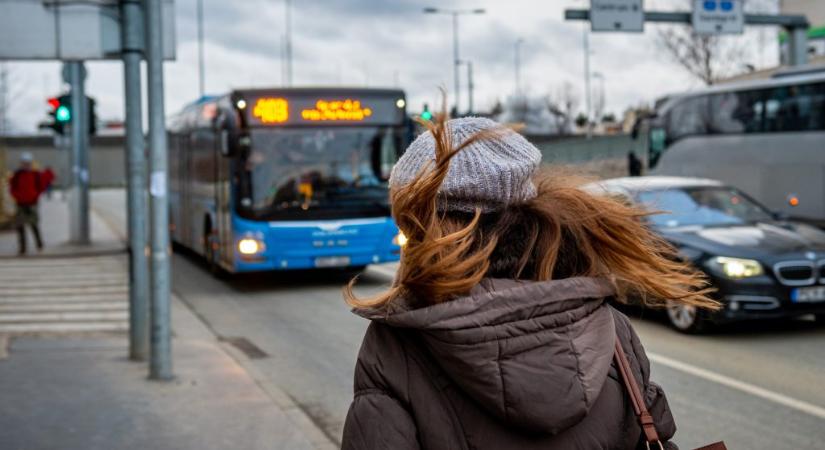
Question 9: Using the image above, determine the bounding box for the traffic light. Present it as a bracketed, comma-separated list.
[45, 95, 96, 135]
[46, 95, 70, 135]
[420, 103, 432, 121]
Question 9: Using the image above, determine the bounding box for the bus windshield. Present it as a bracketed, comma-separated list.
[240, 126, 403, 219]
[638, 187, 774, 228]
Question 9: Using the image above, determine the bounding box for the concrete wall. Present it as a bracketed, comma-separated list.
[1, 136, 126, 188]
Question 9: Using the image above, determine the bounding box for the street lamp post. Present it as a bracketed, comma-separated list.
[196, 0, 205, 97]
[423, 7, 485, 115]
[583, 25, 592, 139]
[591, 71, 605, 127]
[514, 38, 524, 97]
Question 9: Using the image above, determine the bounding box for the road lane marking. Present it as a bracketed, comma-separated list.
[369, 264, 397, 279]
[648, 352, 825, 420]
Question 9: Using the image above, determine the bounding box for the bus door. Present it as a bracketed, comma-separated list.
[216, 129, 234, 269]
[181, 132, 195, 250]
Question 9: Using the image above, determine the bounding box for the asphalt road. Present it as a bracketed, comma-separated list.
[92, 189, 825, 449]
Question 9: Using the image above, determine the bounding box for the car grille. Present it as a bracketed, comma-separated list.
[773, 261, 817, 286]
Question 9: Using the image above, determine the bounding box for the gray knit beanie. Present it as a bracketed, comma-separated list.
[389, 117, 542, 213]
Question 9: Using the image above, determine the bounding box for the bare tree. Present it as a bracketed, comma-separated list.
[657, 28, 749, 85]
[547, 82, 579, 135]
[656, 0, 778, 85]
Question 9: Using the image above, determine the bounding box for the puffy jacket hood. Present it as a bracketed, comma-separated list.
[354, 277, 617, 434]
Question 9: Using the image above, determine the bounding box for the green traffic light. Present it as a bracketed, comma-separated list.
[56, 105, 71, 122]
[420, 111, 432, 121]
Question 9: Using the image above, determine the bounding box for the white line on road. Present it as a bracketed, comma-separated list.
[648, 352, 825, 420]
[369, 265, 397, 279]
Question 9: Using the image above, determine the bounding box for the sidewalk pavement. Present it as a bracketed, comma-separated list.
[0, 192, 336, 450]
[0, 192, 123, 257]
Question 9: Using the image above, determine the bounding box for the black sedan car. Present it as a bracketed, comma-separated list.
[592, 176, 825, 332]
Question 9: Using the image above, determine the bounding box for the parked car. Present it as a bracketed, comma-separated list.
[590, 176, 825, 332]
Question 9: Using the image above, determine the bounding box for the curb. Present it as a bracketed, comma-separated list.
[219, 342, 339, 450]
[173, 294, 339, 450]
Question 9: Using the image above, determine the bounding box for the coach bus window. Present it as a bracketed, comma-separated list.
[709, 90, 764, 134]
[763, 83, 825, 132]
[667, 95, 709, 143]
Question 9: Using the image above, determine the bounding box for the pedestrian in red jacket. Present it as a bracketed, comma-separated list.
[41, 166, 56, 199]
[9, 152, 44, 254]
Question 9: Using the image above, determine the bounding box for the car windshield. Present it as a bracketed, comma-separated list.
[240, 126, 403, 219]
[638, 186, 774, 228]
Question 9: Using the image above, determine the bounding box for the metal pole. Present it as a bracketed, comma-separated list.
[788, 25, 809, 66]
[514, 39, 523, 97]
[145, 0, 173, 380]
[121, 0, 149, 362]
[583, 27, 592, 140]
[467, 61, 474, 115]
[452, 12, 460, 115]
[68, 61, 90, 243]
[196, 0, 205, 97]
[285, 0, 293, 86]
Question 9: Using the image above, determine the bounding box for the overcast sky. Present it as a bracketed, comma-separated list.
[1, 0, 780, 134]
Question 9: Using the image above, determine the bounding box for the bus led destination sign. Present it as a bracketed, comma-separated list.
[246, 93, 400, 126]
[301, 99, 372, 121]
[252, 97, 289, 123]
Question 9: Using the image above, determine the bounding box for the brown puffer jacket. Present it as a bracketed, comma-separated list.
[342, 277, 678, 449]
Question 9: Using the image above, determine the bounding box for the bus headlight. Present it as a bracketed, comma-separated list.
[393, 232, 408, 247]
[705, 256, 763, 279]
[238, 238, 263, 255]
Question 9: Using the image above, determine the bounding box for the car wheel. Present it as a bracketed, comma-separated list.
[666, 302, 709, 333]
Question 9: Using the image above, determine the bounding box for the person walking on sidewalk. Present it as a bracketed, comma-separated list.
[9, 152, 45, 254]
[342, 112, 718, 449]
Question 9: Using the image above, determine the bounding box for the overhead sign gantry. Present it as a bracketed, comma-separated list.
[566, 0, 811, 66]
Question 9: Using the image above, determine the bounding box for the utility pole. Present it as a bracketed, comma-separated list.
[121, 0, 149, 362]
[146, 0, 173, 381]
[466, 61, 474, 115]
[285, 0, 293, 86]
[514, 38, 524, 97]
[196, 0, 205, 97]
[583, 26, 592, 140]
[423, 7, 485, 115]
[66, 61, 90, 243]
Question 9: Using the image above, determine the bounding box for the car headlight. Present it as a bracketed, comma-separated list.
[238, 238, 263, 255]
[705, 256, 763, 279]
[392, 231, 408, 247]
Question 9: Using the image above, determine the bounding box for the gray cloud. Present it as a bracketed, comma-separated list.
[3, 0, 779, 134]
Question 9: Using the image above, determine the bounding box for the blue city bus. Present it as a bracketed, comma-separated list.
[167, 88, 411, 273]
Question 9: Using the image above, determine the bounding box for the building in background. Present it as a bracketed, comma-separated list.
[780, 0, 825, 64]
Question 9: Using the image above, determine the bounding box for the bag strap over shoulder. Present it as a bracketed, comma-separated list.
[613, 338, 663, 449]
[613, 336, 728, 450]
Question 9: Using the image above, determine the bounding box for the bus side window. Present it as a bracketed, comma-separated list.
[667, 96, 709, 142]
[764, 83, 825, 132]
[709, 90, 763, 134]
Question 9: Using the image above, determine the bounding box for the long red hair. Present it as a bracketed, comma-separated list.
[344, 102, 716, 311]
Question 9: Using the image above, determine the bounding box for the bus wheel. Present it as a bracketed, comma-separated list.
[203, 230, 224, 278]
[666, 301, 710, 334]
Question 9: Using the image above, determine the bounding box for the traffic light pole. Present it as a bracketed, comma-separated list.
[121, 0, 149, 362]
[66, 61, 90, 244]
[146, 0, 173, 380]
